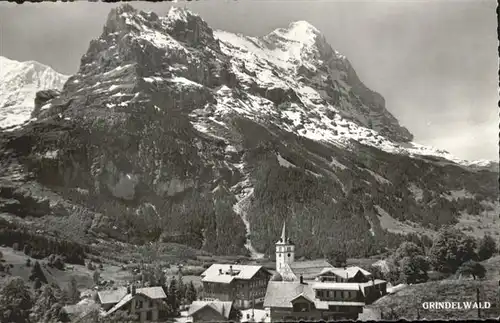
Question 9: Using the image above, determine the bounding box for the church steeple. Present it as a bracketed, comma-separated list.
[276, 221, 295, 274]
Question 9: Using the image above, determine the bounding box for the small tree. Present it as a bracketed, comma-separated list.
[93, 270, 101, 286]
[30, 261, 48, 284]
[399, 256, 429, 284]
[325, 249, 347, 268]
[368, 119, 373, 129]
[34, 278, 42, 290]
[177, 275, 186, 306]
[168, 277, 180, 315]
[384, 260, 401, 285]
[477, 234, 497, 261]
[368, 265, 384, 280]
[23, 244, 31, 256]
[457, 260, 486, 280]
[52, 256, 65, 270]
[393, 242, 424, 265]
[429, 228, 477, 273]
[185, 281, 197, 304]
[67, 277, 80, 304]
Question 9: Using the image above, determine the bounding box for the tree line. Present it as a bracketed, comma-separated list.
[0, 218, 87, 265]
[369, 228, 497, 285]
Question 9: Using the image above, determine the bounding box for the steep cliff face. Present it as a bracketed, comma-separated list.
[0, 5, 497, 259]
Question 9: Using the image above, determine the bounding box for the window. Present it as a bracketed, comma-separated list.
[146, 311, 152, 321]
[293, 302, 310, 312]
[287, 253, 291, 258]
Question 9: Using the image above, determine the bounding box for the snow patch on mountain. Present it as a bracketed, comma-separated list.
[276, 153, 297, 169]
[408, 183, 424, 202]
[0, 56, 69, 129]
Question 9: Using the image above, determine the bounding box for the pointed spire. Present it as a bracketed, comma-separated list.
[281, 222, 286, 242]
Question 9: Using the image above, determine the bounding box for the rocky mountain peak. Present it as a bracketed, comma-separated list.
[163, 6, 219, 49]
[0, 56, 68, 129]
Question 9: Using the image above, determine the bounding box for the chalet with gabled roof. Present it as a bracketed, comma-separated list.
[97, 286, 167, 322]
[188, 300, 238, 322]
[201, 264, 272, 309]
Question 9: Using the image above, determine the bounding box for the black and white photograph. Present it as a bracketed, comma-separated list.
[0, 0, 498, 322]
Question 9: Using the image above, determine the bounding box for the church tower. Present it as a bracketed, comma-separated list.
[275, 222, 295, 274]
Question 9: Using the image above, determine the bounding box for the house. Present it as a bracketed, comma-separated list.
[97, 287, 128, 311]
[201, 264, 272, 309]
[188, 301, 238, 322]
[99, 286, 167, 322]
[315, 266, 373, 283]
[264, 276, 365, 321]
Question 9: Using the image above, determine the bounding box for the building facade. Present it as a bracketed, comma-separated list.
[99, 286, 167, 322]
[315, 268, 387, 304]
[201, 264, 272, 309]
[264, 279, 365, 321]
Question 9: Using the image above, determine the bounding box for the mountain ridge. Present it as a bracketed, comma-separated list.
[0, 56, 69, 130]
[0, 5, 497, 261]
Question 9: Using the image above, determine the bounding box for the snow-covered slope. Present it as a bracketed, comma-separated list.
[0, 56, 69, 129]
[207, 25, 494, 168]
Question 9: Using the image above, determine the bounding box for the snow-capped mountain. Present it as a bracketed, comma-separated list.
[0, 56, 69, 130]
[0, 5, 497, 259]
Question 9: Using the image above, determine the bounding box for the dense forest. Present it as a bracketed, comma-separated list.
[0, 219, 87, 265]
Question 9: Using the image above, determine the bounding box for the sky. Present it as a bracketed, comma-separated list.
[0, 0, 497, 161]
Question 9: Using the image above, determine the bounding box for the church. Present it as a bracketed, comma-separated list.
[275, 222, 335, 281]
[263, 222, 388, 321]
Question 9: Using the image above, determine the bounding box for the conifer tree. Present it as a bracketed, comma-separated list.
[67, 277, 80, 304]
[30, 261, 48, 284]
[477, 234, 496, 261]
[185, 281, 197, 304]
[168, 277, 180, 315]
[177, 274, 186, 307]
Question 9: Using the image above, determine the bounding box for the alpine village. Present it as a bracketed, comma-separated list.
[0, 3, 499, 323]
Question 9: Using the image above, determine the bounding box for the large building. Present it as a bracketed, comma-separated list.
[264, 277, 365, 321]
[201, 264, 272, 309]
